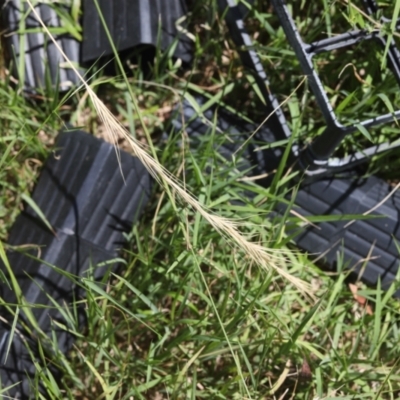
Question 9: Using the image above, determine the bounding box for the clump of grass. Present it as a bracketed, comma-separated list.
[1, 0, 400, 399]
[62, 130, 400, 399]
[26, 0, 308, 291]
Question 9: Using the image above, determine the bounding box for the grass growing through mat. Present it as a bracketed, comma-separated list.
[1, 0, 400, 398]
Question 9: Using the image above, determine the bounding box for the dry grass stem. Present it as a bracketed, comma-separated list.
[26, 0, 310, 293]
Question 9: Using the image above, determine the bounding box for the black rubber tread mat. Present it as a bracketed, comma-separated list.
[3, 0, 80, 91]
[284, 176, 400, 290]
[82, 0, 192, 64]
[0, 130, 151, 398]
[25, 130, 150, 251]
[172, 100, 400, 292]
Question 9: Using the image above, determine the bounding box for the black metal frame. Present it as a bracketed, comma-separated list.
[217, 0, 291, 142]
[220, 0, 400, 175]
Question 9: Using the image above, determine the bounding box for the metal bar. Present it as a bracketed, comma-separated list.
[270, 0, 339, 129]
[306, 30, 376, 55]
[304, 107, 400, 167]
[378, 37, 400, 86]
[304, 139, 400, 177]
[217, 0, 292, 140]
[270, 0, 400, 171]
[361, 110, 400, 129]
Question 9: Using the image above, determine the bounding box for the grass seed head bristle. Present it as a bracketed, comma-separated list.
[25, 0, 310, 295]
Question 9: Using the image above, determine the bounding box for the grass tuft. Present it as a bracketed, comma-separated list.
[1, 0, 400, 398]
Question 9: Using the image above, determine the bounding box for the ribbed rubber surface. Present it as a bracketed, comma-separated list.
[285, 176, 400, 290]
[0, 214, 114, 398]
[25, 131, 150, 251]
[82, 0, 192, 64]
[0, 130, 151, 398]
[3, 0, 80, 91]
[172, 100, 400, 291]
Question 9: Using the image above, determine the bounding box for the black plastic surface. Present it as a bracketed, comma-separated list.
[82, 0, 192, 64]
[3, 0, 80, 91]
[172, 100, 400, 292]
[218, 0, 291, 142]
[0, 130, 151, 398]
[284, 176, 400, 290]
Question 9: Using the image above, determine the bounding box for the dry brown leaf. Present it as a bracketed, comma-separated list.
[349, 283, 373, 315]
